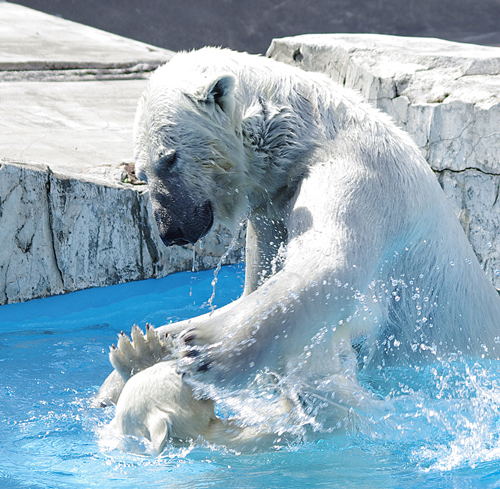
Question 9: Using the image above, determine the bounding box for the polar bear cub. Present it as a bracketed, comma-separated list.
[97, 326, 225, 452]
[99, 326, 294, 452]
[109, 361, 230, 453]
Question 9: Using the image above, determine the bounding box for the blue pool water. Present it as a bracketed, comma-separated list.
[1, 264, 500, 488]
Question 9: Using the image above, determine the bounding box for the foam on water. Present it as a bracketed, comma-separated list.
[2, 265, 500, 488]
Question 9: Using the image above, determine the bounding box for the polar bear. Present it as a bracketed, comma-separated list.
[98, 47, 500, 444]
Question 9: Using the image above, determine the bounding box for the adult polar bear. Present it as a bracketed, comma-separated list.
[102, 47, 500, 441]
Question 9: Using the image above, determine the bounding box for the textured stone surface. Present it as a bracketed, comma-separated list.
[0, 79, 148, 174]
[268, 34, 500, 290]
[0, 161, 244, 304]
[0, 2, 170, 72]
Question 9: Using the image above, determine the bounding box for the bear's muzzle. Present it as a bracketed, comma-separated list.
[150, 183, 214, 247]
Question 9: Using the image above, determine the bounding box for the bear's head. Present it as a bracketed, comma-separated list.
[133, 59, 248, 247]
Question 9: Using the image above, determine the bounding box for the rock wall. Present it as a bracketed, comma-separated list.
[268, 34, 500, 291]
[0, 160, 244, 304]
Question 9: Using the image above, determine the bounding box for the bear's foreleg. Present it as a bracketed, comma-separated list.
[177, 256, 376, 387]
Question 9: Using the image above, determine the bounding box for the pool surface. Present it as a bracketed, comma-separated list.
[1, 264, 500, 488]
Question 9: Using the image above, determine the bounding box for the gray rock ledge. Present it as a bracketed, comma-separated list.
[0, 159, 244, 304]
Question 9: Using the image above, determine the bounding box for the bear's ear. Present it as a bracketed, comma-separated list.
[201, 75, 236, 118]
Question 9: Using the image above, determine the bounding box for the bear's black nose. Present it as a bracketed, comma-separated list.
[157, 200, 214, 247]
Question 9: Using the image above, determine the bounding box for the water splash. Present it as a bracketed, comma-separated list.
[350, 359, 500, 474]
[412, 361, 500, 472]
[207, 216, 248, 312]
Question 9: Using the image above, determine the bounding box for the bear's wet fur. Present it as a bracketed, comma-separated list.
[98, 48, 500, 450]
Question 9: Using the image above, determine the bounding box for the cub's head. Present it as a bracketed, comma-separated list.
[133, 57, 247, 246]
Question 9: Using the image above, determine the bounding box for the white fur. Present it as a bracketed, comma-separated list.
[106, 359, 303, 453]
[101, 47, 500, 447]
[107, 361, 257, 453]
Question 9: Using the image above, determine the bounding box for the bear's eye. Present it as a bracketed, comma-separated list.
[158, 150, 177, 171]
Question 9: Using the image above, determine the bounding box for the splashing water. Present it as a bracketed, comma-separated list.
[2, 265, 500, 488]
[207, 217, 247, 312]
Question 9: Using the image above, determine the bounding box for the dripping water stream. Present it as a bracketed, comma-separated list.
[207, 216, 247, 312]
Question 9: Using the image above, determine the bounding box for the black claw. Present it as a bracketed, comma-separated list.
[197, 363, 210, 373]
[186, 348, 199, 358]
[120, 330, 125, 336]
[297, 392, 308, 410]
[111, 344, 116, 350]
[146, 323, 150, 330]
[183, 334, 195, 344]
[100, 401, 108, 408]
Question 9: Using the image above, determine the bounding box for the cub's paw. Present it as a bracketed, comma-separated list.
[110, 324, 173, 381]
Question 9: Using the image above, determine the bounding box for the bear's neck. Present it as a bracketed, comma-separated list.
[240, 94, 317, 211]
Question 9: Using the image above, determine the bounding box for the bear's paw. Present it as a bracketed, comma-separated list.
[179, 324, 255, 386]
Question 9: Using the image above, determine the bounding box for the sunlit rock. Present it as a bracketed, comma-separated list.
[0, 161, 243, 304]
